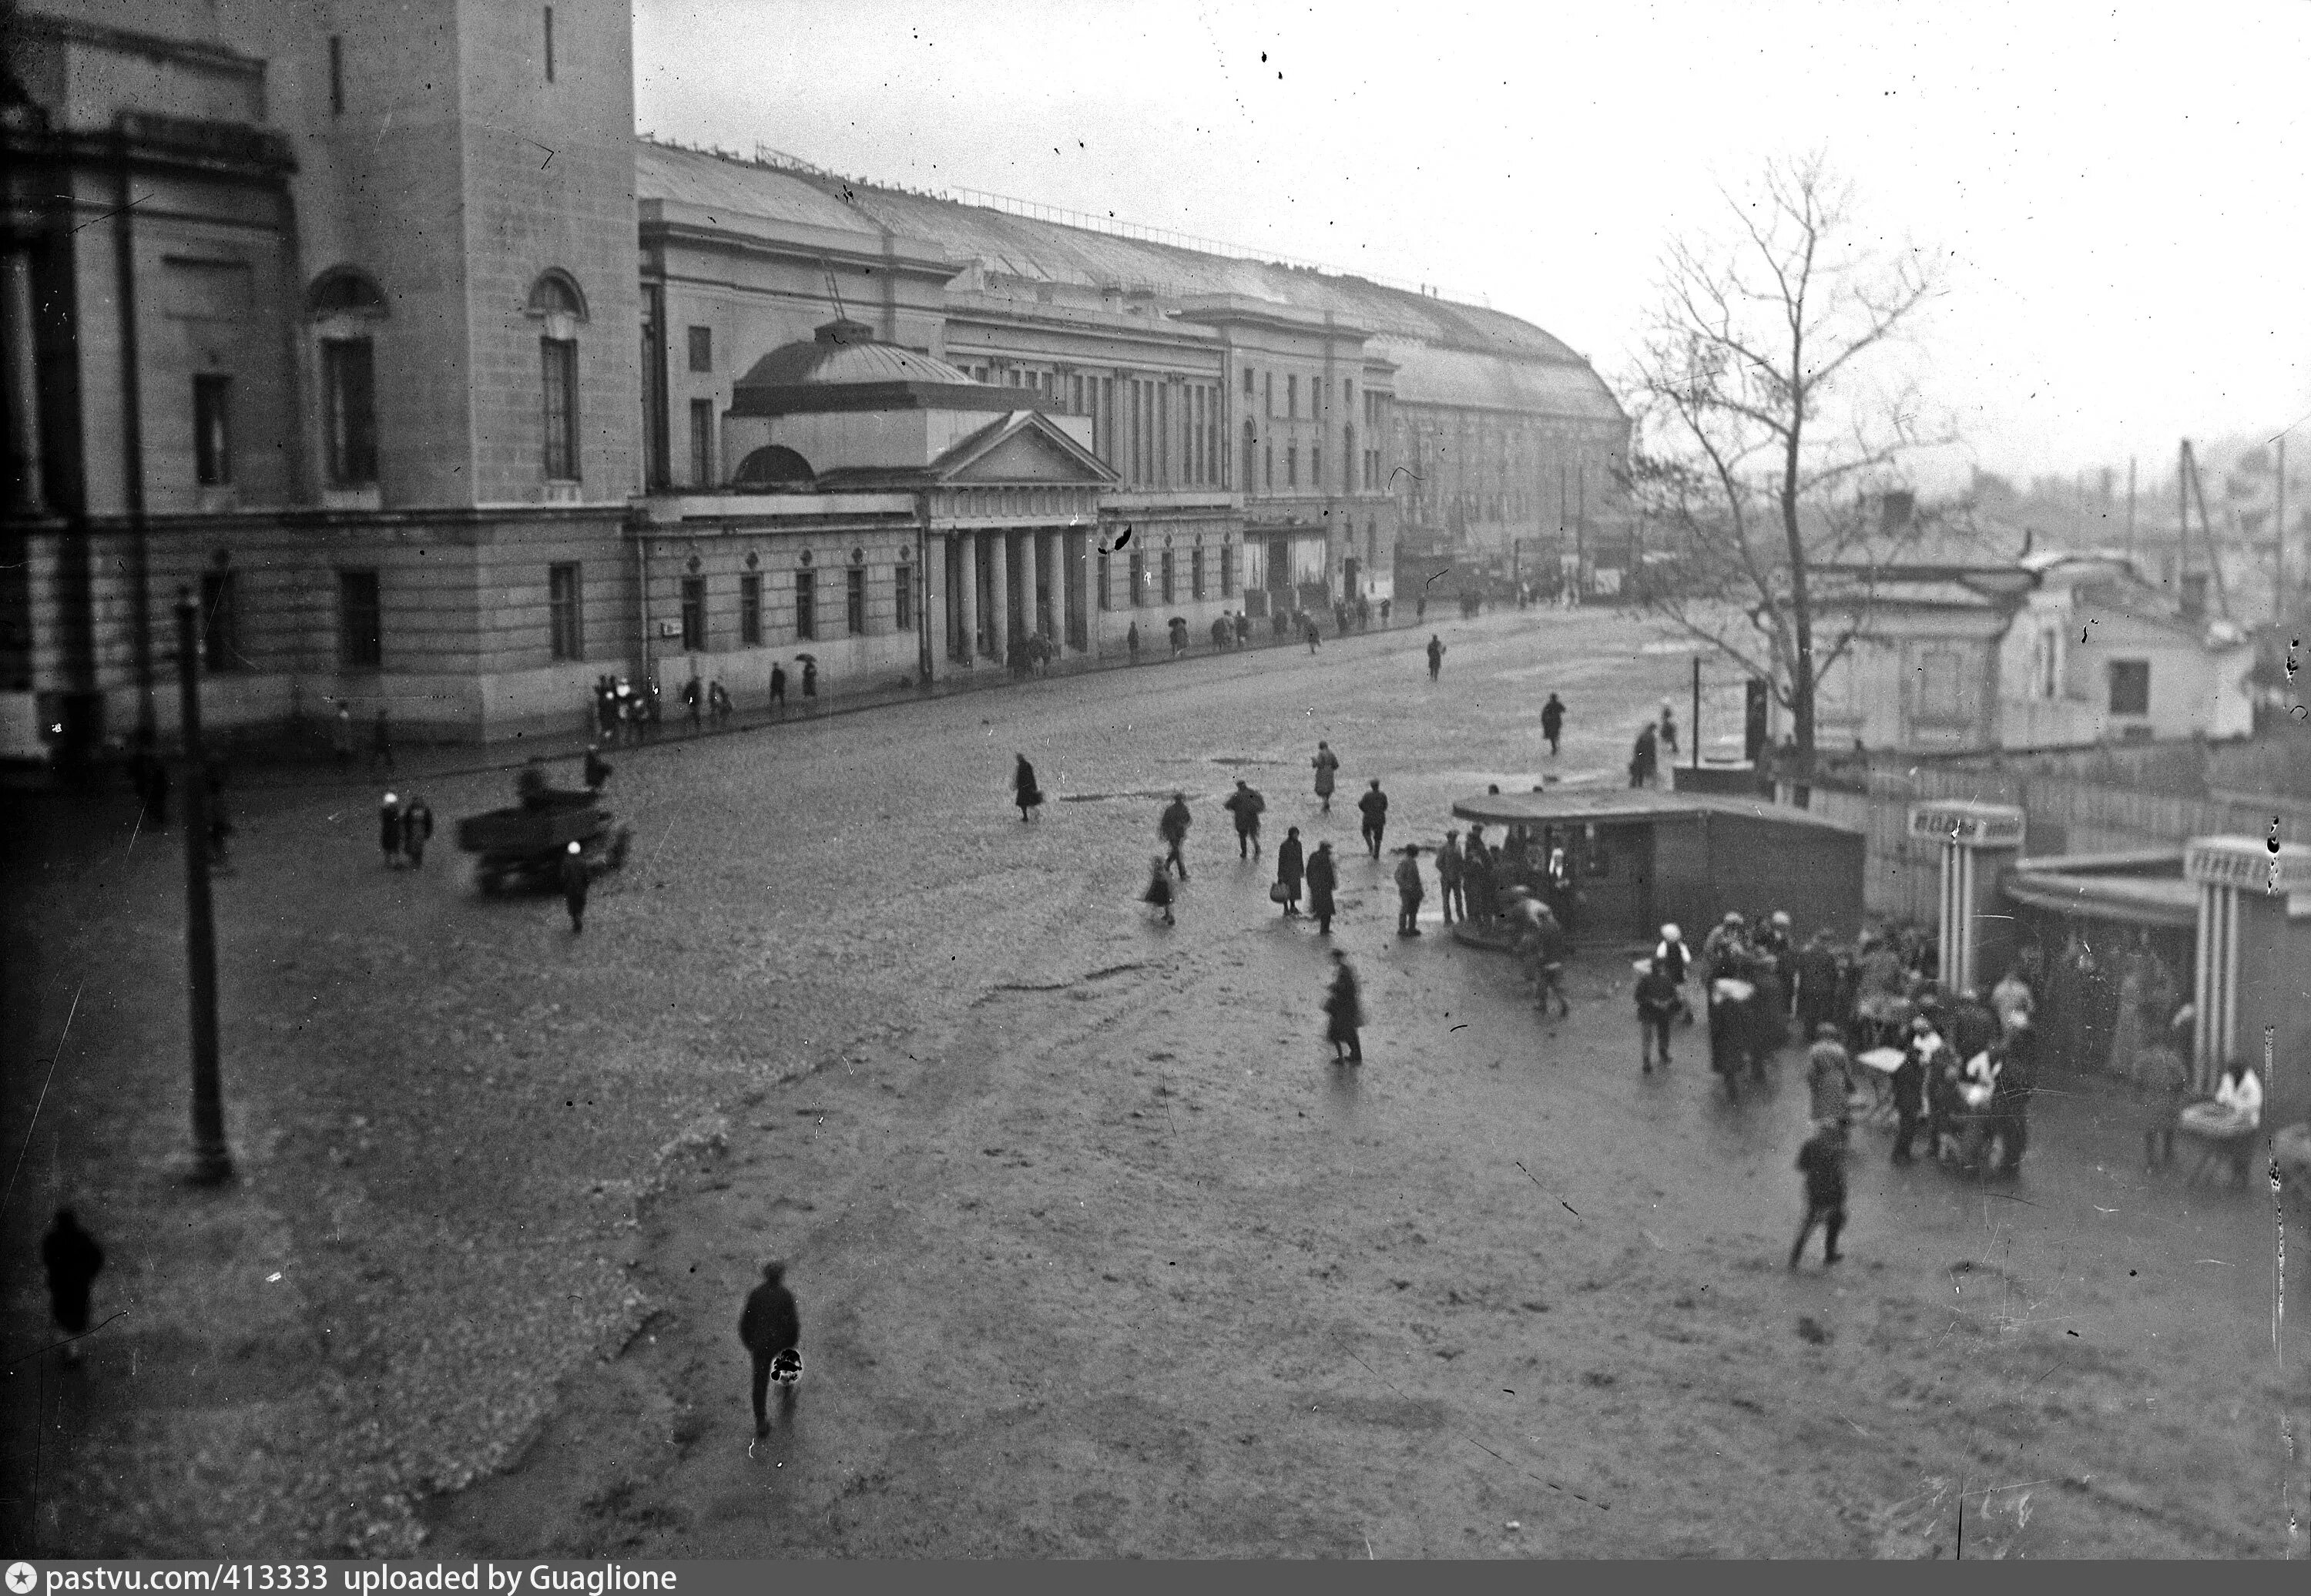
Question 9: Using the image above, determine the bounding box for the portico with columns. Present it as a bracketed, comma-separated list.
[1907, 800, 2029, 997]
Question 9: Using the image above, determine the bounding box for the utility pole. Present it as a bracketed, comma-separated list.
[176, 590, 231, 1185]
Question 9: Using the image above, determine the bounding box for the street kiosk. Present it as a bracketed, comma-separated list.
[1446, 789, 1866, 949]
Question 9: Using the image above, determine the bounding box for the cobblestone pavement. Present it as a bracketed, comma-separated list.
[5, 606, 2305, 1557]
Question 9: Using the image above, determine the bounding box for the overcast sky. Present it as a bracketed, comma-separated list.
[634, 0, 2309, 489]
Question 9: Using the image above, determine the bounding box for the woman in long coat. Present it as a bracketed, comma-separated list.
[1013, 754, 1044, 822]
[1311, 742, 1340, 812]
[1275, 826, 1306, 917]
[1323, 951, 1363, 1064]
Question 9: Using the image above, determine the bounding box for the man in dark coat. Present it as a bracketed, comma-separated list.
[1989, 1016, 2038, 1175]
[1435, 831, 1466, 925]
[1013, 755, 1043, 822]
[1159, 793, 1192, 880]
[585, 744, 613, 790]
[739, 1261, 802, 1437]
[561, 841, 590, 934]
[801, 660, 818, 698]
[683, 675, 703, 732]
[378, 793, 403, 867]
[1303, 614, 1322, 652]
[1890, 1014, 1940, 1165]
[1426, 635, 1445, 681]
[1306, 841, 1339, 936]
[1541, 692, 1566, 756]
[1223, 780, 1266, 860]
[42, 1208, 105, 1365]
[1789, 1125, 1849, 1269]
[1275, 826, 1305, 916]
[1628, 723, 1658, 788]
[1635, 960, 1680, 1072]
[769, 664, 788, 712]
[1794, 930, 1841, 1039]
[1357, 779, 1389, 859]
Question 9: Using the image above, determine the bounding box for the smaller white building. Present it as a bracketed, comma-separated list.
[1998, 551, 2256, 747]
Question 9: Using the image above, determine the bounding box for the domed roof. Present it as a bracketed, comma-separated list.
[736, 318, 982, 391]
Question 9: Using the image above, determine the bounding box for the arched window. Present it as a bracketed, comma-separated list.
[307, 268, 386, 488]
[733, 445, 814, 490]
[307, 267, 387, 318]
[526, 270, 588, 320]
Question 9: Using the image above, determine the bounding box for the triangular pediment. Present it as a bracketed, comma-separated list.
[934, 411, 1116, 486]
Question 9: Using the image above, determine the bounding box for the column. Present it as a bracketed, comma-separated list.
[957, 531, 982, 664]
[1048, 528, 1071, 652]
[1905, 801, 2026, 996]
[986, 528, 1010, 661]
[4, 249, 44, 514]
[2179, 837, 2309, 1090]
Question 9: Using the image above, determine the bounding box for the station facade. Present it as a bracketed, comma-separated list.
[2, 0, 1629, 751]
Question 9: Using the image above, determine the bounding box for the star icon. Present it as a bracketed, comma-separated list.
[8, 1561, 41, 1594]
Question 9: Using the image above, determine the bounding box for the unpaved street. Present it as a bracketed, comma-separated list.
[8, 608, 2306, 1557]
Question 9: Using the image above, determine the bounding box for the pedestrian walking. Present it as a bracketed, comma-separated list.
[1142, 855, 1176, 924]
[367, 706, 394, 778]
[1530, 905, 1572, 1018]
[1636, 957, 1680, 1071]
[1393, 844, 1426, 935]
[399, 796, 434, 870]
[1127, 621, 1142, 662]
[1306, 840, 1338, 935]
[1275, 826, 1305, 916]
[1380, 598, 1391, 625]
[1158, 792, 1192, 880]
[1013, 754, 1045, 822]
[1304, 613, 1322, 652]
[1789, 1124, 1849, 1269]
[378, 793, 403, 867]
[709, 679, 733, 726]
[1989, 1013, 2037, 1175]
[769, 663, 788, 712]
[1311, 740, 1340, 812]
[738, 1261, 802, 1437]
[561, 840, 590, 934]
[584, 743, 613, 790]
[1414, 594, 1427, 624]
[42, 1208, 105, 1366]
[332, 703, 357, 771]
[800, 659, 817, 699]
[683, 675, 703, 733]
[1659, 701, 1679, 759]
[645, 683, 664, 739]
[1627, 722, 1658, 789]
[1235, 612, 1251, 648]
[1807, 1023, 1855, 1133]
[1426, 634, 1445, 681]
[1794, 929, 1840, 1039]
[1323, 950, 1364, 1064]
[1435, 830, 1466, 924]
[1223, 779, 1265, 860]
[1541, 692, 1566, 757]
[1357, 778, 1389, 859]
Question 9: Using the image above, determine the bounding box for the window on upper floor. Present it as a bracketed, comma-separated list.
[687, 326, 712, 373]
[541, 339, 579, 480]
[1244, 367, 1255, 397]
[1285, 445, 1297, 488]
[320, 339, 377, 486]
[1243, 421, 1256, 493]
[543, 6, 556, 82]
[689, 399, 714, 488]
[328, 36, 345, 116]
[1286, 375, 1297, 419]
[2108, 659, 2151, 716]
[1916, 649, 1966, 722]
[193, 376, 233, 485]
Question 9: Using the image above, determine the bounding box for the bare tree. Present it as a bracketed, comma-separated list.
[1623, 153, 1945, 774]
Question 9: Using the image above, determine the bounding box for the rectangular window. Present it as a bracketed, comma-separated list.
[1264, 373, 1273, 417]
[795, 569, 817, 639]
[1917, 649, 1964, 721]
[1219, 543, 1233, 595]
[679, 576, 706, 652]
[1265, 444, 1274, 490]
[1158, 384, 1170, 484]
[1286, 374, 1297, 419]
[1098, 547, 1112, 611]
[686, 326, 712, 373]
[1070, 374, 1083, 414]
[1161, 549, 1176, 604]
[1244, 367, 1254, 396]
[541, 337, 579, 480]
[328, 35, 344, 116]
[2108, 659, 2151, 716]
[338, 570, 381, 668]
[846, 566, 865, 635]
[1101, 377, 1114, 459]
[543, 5, 555, 82]
[193, 374, 232, 485]
[740, 572, 762, 645]
[895, 563, 914, 631]
[1344, 379, 1354, 416]
[1312, 448, 1322, 489]
[689, 398, 714, 487]
[1129, 549, 1146, 608]
[1190, 547, 1205, 601]
[548, 562, 583, 660]
[1286, 445, 1297, 488]
[320, 337, 377, 485]
[200, 571, 240, 672]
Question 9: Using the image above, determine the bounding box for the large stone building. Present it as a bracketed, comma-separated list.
[2, 0, 1629, 754]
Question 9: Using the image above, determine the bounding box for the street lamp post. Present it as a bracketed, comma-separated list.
[176, 589, 231, 1184]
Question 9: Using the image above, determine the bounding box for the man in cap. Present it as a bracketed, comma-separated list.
[739, 1261, 802, 1437]
[1394, 844, 1425, 936]
[1357, 779, 1390, 859]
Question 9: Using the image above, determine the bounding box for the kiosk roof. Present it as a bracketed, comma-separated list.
[1448, 788, 1860, 834]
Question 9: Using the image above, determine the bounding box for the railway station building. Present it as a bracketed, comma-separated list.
[2, 0, 1630, 753]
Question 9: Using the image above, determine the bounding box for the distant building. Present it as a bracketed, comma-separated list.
[2, 0, 1628, 753]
